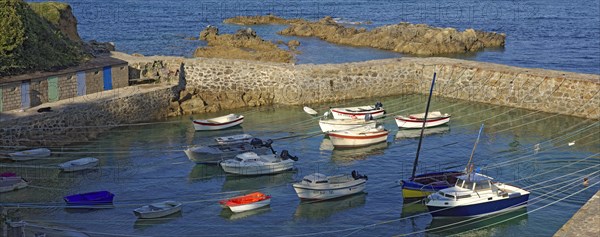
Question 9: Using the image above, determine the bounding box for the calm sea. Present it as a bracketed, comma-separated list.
[29, 0, 600, 74]
[1, 95, 599, 236]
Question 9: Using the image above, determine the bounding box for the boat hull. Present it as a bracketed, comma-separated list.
[220, 161, 295, 175]
[395, 116, 450, 129]
[193, 116, 244, 131]
[184, 146, 272, 164]
[400, 171, 463, 200]
[328, 130, 388, 148]
[318, 120, 377, 133]
[330, 108, 385, 120]
[59, 158, 99, 172]
[134, 202, 182, 219]
[293, 180, 366, 200]
[227, 198, 271, 213]
[427, 194, 529, 217]
[0, 177, 28, 193]
[64, 191, 115, 207]
[8, 148, 51, 161]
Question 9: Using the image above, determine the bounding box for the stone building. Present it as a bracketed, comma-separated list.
[0, 57, 128, 112]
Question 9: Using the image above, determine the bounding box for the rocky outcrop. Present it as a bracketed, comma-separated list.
[193, 26, 294, 63]
[224, 15, 505, 56]
[224, 14, 303, 25]
[279, 16, 505, 55]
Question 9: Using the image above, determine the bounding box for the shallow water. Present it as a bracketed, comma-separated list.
[28, 0, 600, 74]
[1, 94, 598, 236]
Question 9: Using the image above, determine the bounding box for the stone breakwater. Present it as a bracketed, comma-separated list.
[1, 52, 598, 147]
[225, 15, 506, 55]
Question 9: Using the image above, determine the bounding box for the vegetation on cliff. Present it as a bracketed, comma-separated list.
[0, 0, 85, 77]
[194, 26, 294, 63]
[224, 15, 506, 56]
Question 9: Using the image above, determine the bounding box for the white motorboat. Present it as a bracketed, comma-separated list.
[327, 127, 389, 148]
[303, 106, 318, 115]
[293, 171, 368, 200]
[133, 201, 182, 219]
[0, 173, 28, 193]
[425, 173, 530, 217]
[318, 119, 377, 133]
[58, 157, 99, 172]
[8, 148, 51, 161]
[330, 102, 385, 120]
[219, 192, 271, 213]
[184, 138, 274, 164]
[215, 134, 254, 145]
[395, 111, 450, 129]
[220, 150, 298, 175]
[192, 114, 244, 131]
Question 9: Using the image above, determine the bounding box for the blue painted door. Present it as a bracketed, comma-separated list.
[77, 71, 86, 96]
[21, 81, 30, 109]
[103, 66, 113, 90]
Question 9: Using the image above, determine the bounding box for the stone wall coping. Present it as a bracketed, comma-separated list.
[0, 56, 129, 85]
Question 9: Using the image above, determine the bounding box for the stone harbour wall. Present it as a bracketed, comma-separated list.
[1, 52, 598, 147]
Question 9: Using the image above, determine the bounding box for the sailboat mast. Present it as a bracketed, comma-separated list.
[411, 73, 437, 179]
[465, 124, 485, 173]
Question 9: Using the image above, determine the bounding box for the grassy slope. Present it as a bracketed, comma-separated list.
[0, 0, 84, 77]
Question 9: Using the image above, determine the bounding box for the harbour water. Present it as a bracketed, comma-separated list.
[29, 0, 600, 74]
[1, 95, 598, 236]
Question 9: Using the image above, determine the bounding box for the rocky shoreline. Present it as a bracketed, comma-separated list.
[224, 15, 506, 56]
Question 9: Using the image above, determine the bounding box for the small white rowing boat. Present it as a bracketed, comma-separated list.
[328, 127, 389, 148]
[0, 173, 28, 193]
[318, 119, 377, 133]
[293, 171, 368, 200]
[220, 151, 298, 175]
[8, 148, 51, 161]
[395, 111, 450, 129]
[192, 114, 244, 131]
[215, 134, 254, 144]
[58, 157, 99, 172]
[330, 102, 385, 120]
[134, 201, 182, 219]
[219, 192, 271, 213]
[303, 106, 318, 115]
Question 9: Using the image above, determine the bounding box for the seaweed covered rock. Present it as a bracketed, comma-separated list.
[0, 0, 85, 76]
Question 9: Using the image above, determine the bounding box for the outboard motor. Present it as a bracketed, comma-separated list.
[250, 138, 264, 148]
[263, 139, 276, 154]
[364, 113, 373, 121]
[280, 150, 299, 161]
[351, 170, 368, 180]
[374, 101, 383, 109]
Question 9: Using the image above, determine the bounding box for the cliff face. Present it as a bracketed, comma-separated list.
[28, 1, 82, 42]
[193, 26, 294, 63]
[225, 15, 506, 56]
[0, 0, 85, 77]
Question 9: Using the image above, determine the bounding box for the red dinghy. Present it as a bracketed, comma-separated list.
[219, 192, 271, 213]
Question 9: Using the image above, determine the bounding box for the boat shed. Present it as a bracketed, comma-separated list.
[0, 57, 128, 112]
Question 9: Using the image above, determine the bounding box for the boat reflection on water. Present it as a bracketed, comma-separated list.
[187, 164, 225, 182]
[221, 172, 294, 192]
[293, 193, 367, 220]
[133, 212, 183, 230]
[395, 126, 450, 140]
[426, 207, 528, 235]
[401, 201, 429, 218]
[330, 141, 388, 165]
[220, 206, 271, 220]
